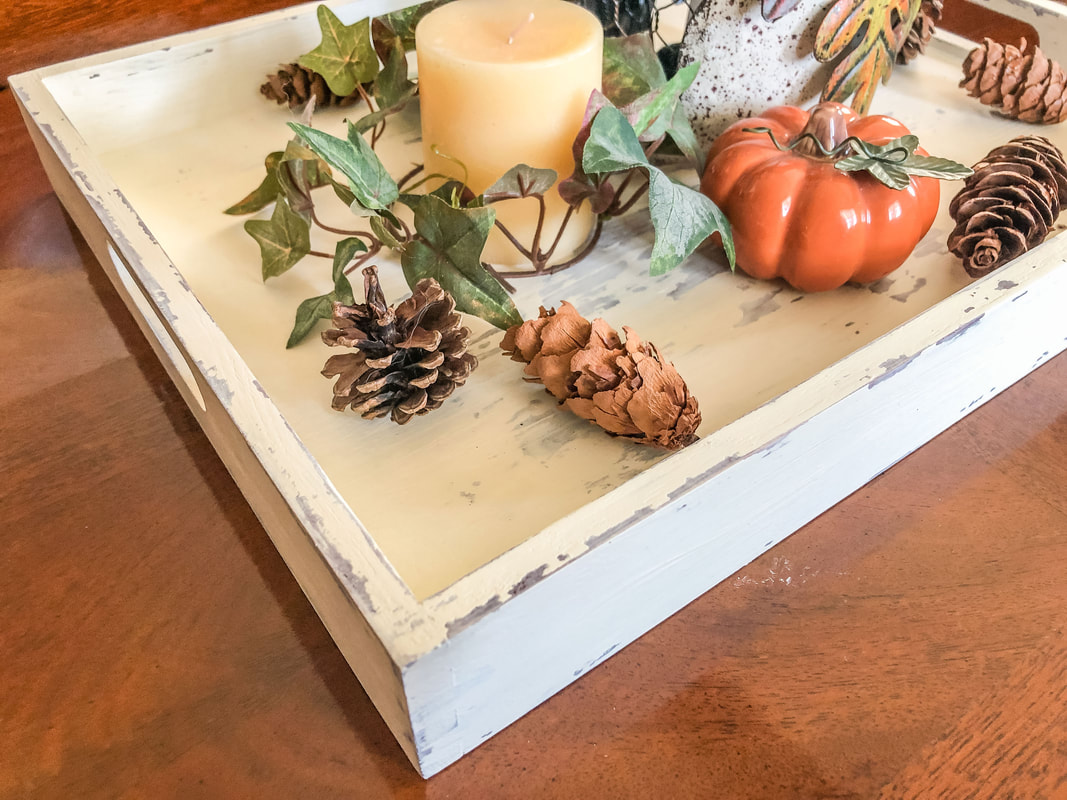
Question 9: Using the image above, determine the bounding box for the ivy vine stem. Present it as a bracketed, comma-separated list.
[311, 208, 373, 238]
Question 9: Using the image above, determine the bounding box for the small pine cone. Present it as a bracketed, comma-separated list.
[501, 303, 701, 450]
[322, 267, 478, 425]
[960, 39, 1067, 124]
[948, 136, 1067, 277]
[260, 63, 362, 110]
[896, 0, 943, 65]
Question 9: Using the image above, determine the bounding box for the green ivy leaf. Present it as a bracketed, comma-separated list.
[622, 63, 702, 169]
[370, 216, 403, 251]
[331, 177, 357, 207]
[583, 105, 652, 174]
[352, 45, 418, 136]
[401, 194, 521, 330]
[374, 1, 449, 54]
[225, 151, 284, 215]
[646, 169, 734, 275]
[584, 105, 734, 274]
[374, 42, 415, 111]
[244, 196, 311, 280]
[602, 35, 665, 107]
[560, 91, 616, 214]
[350, 34, 418, 138]
[626, 62, 698, 141]
[663, 104, 702, 169]
[288, 121, 398, 211]
[277, 140, 334, 216]
[298, 7, 379, 98]
[602, 35, 704, 169]
[331, 237, 365, 303]
[483, 164, 558, 203]
[287, 294, 337, 349]
[285, 237, 365, 348]
[399, 180, 475, 212]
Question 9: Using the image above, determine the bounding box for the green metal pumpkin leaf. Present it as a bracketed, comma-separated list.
[899, 154, 975, 180]
[834, 133, 972, 188]
[814, 0, 921, 113]
[865, 160, 911, 190]
[868, 134, 919, 158]
[298, 6, 378, 98]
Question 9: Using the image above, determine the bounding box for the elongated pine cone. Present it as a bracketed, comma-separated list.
[322, 267, 478, 424]
[896, 0, 943, 64]
[948, 136, 1067, 276]
[960, 38, 1067, 124]
[500, 303, 701, 451]
[261, 63, 362, 109]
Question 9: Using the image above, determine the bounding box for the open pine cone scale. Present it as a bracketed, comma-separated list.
[322, 267, 477, 424]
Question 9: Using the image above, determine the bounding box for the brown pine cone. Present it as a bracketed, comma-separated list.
[501, 303, 701, 451]
[948, 136, 1067, 276]
[322, 267, 478, 425]
[261, 63, 363, 109]
[960, 39, 1067, 124]
[896, 0, 943, 65]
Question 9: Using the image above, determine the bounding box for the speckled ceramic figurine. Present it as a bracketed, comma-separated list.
[680, 0, 834, 150]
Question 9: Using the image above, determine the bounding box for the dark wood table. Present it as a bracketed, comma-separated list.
[3, 1, 1066, 797]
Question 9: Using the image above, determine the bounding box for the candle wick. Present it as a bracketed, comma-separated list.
[507, 12, 535, 45]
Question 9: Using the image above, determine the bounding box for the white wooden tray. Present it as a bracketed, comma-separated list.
[12, 0, 1067, 778]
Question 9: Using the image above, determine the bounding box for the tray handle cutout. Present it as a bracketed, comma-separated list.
[106, 242, 207, 413]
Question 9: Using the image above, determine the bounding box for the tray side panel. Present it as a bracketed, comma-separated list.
[14, 85, 425, 770]
[403, 267, 1067, 777]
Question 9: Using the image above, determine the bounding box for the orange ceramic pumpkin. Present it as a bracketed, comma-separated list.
[700, 102, 941, 292]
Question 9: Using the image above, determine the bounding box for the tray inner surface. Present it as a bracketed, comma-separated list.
[40, 18, 1062, 599]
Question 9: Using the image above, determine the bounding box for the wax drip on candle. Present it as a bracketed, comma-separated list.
[507, 12, 536, 45]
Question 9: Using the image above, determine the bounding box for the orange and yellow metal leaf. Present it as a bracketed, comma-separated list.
[814, 0, 921, 113]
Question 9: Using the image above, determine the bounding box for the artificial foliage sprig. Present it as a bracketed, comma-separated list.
[227, 6, 733, 348]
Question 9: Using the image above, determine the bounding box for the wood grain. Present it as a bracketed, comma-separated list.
[4, 0, 1067, 796]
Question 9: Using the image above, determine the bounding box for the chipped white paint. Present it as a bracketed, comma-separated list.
[12, 0, 1067, 778]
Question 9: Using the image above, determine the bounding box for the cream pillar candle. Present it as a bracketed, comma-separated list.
[415, 0, 603, 267]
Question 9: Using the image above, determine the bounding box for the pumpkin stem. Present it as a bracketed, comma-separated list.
[794, 103, 852, 157]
